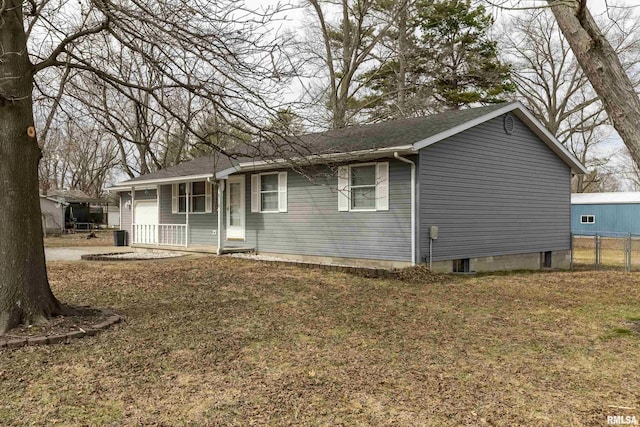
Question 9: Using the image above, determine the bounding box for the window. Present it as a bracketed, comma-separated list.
[337, 162, 389, 212]
[172, 181, 213, 214]
[580, 215, 595, 224]
[251, 172, 287, 213]
[542, 251, 552, 268]
[191, 181, 206, 213]
[350, 165, 376, 210]
[260, 173, 279, 212]
[177, 183, 187, 213]
[453, 258, 470, 273]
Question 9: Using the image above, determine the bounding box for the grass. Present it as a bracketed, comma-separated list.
[572, 236, 640, 270]
[1, 257, 639, 425]
[44, 230, 116, 248]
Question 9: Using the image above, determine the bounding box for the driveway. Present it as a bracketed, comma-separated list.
[45, 246, 132, 262]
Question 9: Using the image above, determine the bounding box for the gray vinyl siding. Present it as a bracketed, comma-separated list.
[419, 114, 571, 262]
[225, 159, 412, 262]
[158, 184, 218, 246]
[119, 189, 157, 234]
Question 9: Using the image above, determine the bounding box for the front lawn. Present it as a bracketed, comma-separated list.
[1, 257, 638, 425]
[44, 230, 116, 248]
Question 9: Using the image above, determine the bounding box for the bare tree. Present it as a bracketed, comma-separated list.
[0, 0, 296, 333]
[493, 0, 640, 170]
[498, 7, 638, 192]
[499, 3, 640, 191]
[304, 0, 401, 129]
[546, 1, 640, 167]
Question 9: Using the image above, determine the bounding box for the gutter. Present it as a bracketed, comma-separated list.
[107, 173, 215, 191]
[393, 152, 416, 266]
[215, 146, 415, 179]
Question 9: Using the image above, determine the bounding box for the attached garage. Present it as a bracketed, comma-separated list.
[134, 200, 158, 244]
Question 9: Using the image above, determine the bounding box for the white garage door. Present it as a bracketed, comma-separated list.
[134, 201, 158, 224]
[134, 201, 158, 244]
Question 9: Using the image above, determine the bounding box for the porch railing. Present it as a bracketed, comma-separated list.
[158, 224, 187, 247]
[132, 223, 187, 247]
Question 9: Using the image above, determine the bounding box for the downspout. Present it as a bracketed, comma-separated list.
[394, 153, 416, 266]
[216, 179, 224, 255]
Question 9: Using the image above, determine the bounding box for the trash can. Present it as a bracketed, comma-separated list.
[113, 230, 127, 246]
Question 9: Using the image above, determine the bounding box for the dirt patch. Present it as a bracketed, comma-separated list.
[0, 305, 122, 348]
[392, 264, 452, 283]
[5, 306, 106, 338]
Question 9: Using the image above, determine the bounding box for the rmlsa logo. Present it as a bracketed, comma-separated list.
[607, 415, 638, 425]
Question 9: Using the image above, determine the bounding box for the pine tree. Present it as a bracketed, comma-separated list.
[417, 0, 513, 110]
[360, 0, 514, 119]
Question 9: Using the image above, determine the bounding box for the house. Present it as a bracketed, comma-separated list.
[40, 194, 68, 235]
[109, 102, 586, 272]
[46, 189, 105, 230]
[571, 192, 640, 236]
[106, 205, 121, 229]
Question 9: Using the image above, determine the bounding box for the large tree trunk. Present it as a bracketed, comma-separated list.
[549, 0, 640, 166]
[0, 0, 63, 334]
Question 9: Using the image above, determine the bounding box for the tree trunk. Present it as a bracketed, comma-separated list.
[332, 0, 352, 130]
[0, 1, 63, 334]
[397, 3, 407, 118]
[549, 0, 640, 166]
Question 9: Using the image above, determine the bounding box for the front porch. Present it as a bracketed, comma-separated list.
[132, 243, 254, 255]
[131, 224, 253, 255]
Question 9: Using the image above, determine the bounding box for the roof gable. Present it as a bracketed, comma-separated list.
[412, 102, 586, 174]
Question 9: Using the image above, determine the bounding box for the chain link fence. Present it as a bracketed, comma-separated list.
[571, 233, 640, 271]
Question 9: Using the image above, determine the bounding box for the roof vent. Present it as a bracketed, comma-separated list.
[504, 113, 514, 135]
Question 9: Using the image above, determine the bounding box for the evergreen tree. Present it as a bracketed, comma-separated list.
[417, 0, 514, 110]
[360, 0, 514, 119]
[265, 108, 305, 136]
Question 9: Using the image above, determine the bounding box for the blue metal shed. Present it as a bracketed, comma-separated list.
[571, 192, 640, 235]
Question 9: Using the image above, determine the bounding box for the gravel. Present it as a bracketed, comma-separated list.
[98, 252, 184, 260]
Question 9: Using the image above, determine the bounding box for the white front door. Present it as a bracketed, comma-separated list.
[226, 176, 245, 240]
[134, 200, 158, 244]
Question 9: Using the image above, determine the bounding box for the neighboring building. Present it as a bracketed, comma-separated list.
[46, 189, 104, 230]
[106, 205, 120, 228]
[109, 102, 586, 272]
[40, 195, 68, 235]
[571, 192, 640, 236]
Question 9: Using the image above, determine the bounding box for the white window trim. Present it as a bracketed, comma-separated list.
[251, 172, 287, 213]
[172, 182, 214, 215]
[349, 162, 378, 212]
[580, 214, 595, 224]
[338, 162, 389, 212]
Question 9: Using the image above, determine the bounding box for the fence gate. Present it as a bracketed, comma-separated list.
[571, 233, 640, 271]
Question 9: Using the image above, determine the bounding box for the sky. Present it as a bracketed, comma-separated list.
[249, 0, 635, 186]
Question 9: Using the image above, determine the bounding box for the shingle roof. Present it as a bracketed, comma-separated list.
[295, 103, 508, 154]
[124, 155, 236, 184]
[45, 189, 101, 204]
[119, 104, 509, 185]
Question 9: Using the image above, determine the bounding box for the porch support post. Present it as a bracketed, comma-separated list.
[217, 179, 224, 255]
[156, 185, 160, 245]
[131, 186, 135, 246]
[185, 182, 190, 247]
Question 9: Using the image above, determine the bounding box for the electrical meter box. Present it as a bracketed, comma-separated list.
[429, 226, 438, 240]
